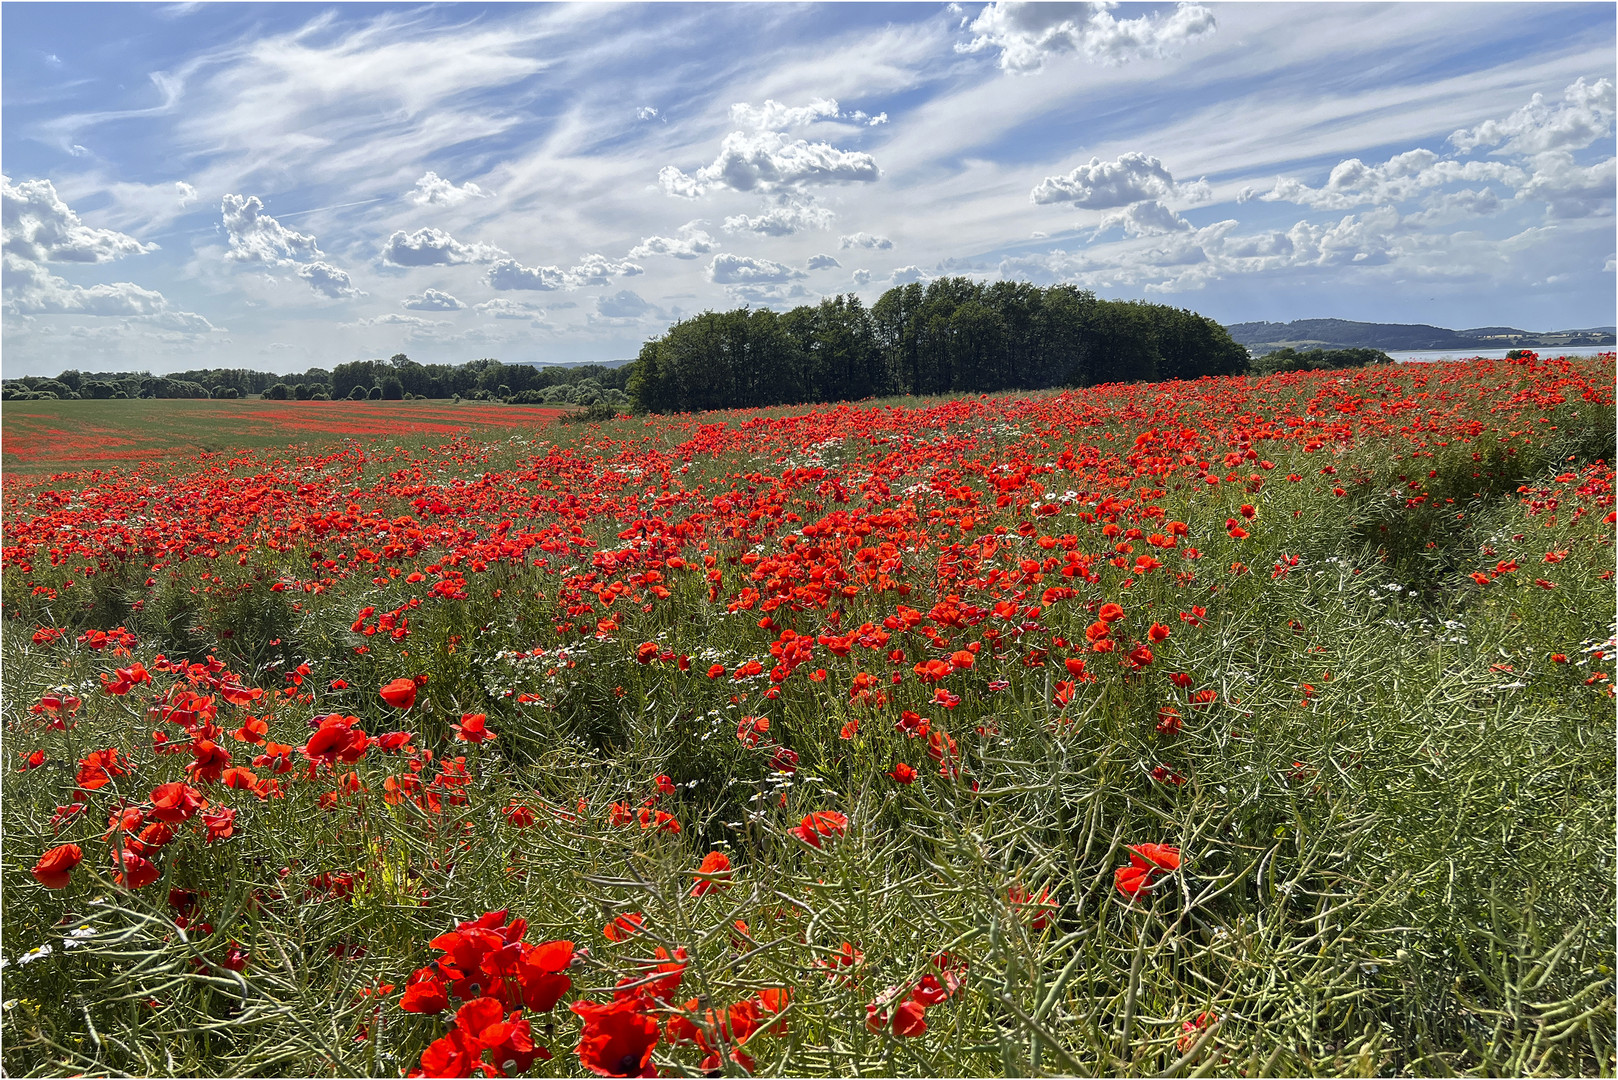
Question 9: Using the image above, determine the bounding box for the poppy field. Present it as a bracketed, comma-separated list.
[0, 399, 575, 475]
[1, 353, 1614, 1077]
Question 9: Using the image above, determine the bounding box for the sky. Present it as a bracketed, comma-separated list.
[2, 1, 1614, 378]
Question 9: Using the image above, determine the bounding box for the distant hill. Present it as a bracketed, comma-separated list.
[1226, 318, 1615, 354]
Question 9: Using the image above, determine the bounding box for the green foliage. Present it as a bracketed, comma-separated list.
[1250, 347, 1395, 376]
[630, 280, 1250, 412]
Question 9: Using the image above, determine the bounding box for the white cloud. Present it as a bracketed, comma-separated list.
[708, 252, 807, 284]
[487, 258, 568, 291]
[851, 268, 872, 286]
[1259, 151, 1525, 210]
[568, 253, 643, 286]
[3, 251, 216, 331]
[890, 265, 926, 284]
[807, 254, 841, 270]
[595, 289, 654, 319]
[3, 175, 159, 263]
[629, 223, 717, 259]
[839, 231, 894, 250]
[637, 106, 661, 121]
[381, 226, 505, 266]
[958, 1, 1216, 73]
[1096, 199, 1190, 237]
[402, 287, 465, 310]
[475, 297, 543, 319]
[406, 171, 490, 206]
[1450, 77, 1615, 156]
[660, 130, 880, 197]
[1517, 151, 1617, 219]
[298, 261, 365, 299]
[350, 312, 450, 330]
[1032, 152, 1177, 208]
[725, 282, 811, 305]
[724, 202, 835, 235]
[730, 98, 843, 131]
[221, 193, 321, 265]
[175, 181, 198, 207]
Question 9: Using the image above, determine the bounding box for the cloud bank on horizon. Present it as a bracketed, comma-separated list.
[2, 1, 1613, 376]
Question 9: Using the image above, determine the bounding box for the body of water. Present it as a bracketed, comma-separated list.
[1391, 345, 1613, 363]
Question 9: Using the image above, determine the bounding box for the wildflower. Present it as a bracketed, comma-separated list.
[1114, 843, 1181, 899]
[379, 678, 418, 709]
[690, 852, 733, 897]
[570, 996, 660, 1077]
[149, 782, 204, 823]
[888, 762, 916, 785]
[32, 844, 82, 889]
[791, 810, 849, 849]
[451, 713, 495, 743]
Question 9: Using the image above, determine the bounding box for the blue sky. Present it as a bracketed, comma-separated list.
[3, 1, 1614, 377]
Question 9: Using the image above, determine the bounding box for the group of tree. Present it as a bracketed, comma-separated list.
[1247, 347, 1395, 376]
[627, 279, 1252, 413]
[0, 355, 631, 407]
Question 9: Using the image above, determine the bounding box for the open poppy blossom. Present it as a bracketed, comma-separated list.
[32, 843, 82, 889]
[791, 810, 849, 849]
[1115, 843, 1182, 899]
[379, 678, 419, 709]
[690, 851, 733, 896]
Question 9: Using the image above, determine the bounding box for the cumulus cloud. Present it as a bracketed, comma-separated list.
[3, 175, 159, 264]
[660, 122, 880, 198]
[221, 193, 321, 265]
[487, 258, 568, 291]
[890, 265, 926, 285]
[1259, 151, 1525, 211]
[1095, 199, 1190, 237]
[724, 202, 835, 236]
[851, 268, 872, 286]
[958, 1, 1216, 73]
[485, 252, 640, 291]
[475, 297, 543, 319]
[807, 254, 841, 270]
[629, 223, 716, 258]
[298, 261, 365, 299]
[1, 178, 214, 331]
[402, 287, 465, 310]
[708, 253, 807, 285]
[595, 289, 654, 319]
[3, 252, 217, 330]
[568, 253, 643, 286]
[1517, 152, 1617, 219]
[350, 312, 450, 330]
[839, 231, 894, 250]
[381, 227, 505, 266]
[1451, 77, 1615, 156]
[1032, 152, 1179, 208]
[406, 171, 490, 207]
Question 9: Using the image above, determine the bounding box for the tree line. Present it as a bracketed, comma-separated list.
[5, 280, 1345, 412]
[627, 279, 1251, 413]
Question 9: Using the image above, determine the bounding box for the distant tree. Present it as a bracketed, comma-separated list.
[347, 385, 368, 401]
[263, 383, 291, 400]
[367, 385, 383, 400]
[380, 376, 404, 400]
[215, 387, 240, 399]
[293, 383, 313, 400]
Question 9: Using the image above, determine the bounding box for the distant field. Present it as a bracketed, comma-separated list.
[0, 399, 573, 475]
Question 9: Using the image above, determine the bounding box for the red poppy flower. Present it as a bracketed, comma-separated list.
[202, 806, 236, 843]
[451, 713, 495, 743]
[603, 913, 645, 942]
[379, 678, 418, 709]
[115, 850, 160, 890]
[1115, 843, 1182, 899]
[32, 843, 82, 889]
[18, 748, 45, 772]
[888, 762, 916, 785]
[149, 782, 204, 823]
[690, 851, 732, 897]
[570, 997, 660, 1077]
[791, 810, 849, 849]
